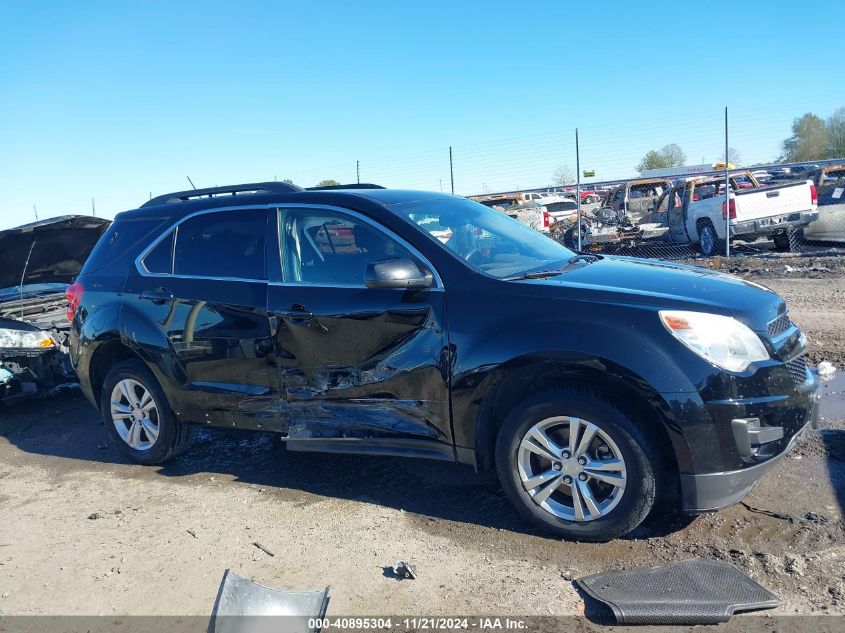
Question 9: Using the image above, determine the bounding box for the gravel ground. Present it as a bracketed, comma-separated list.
[0, 262, 843, 625]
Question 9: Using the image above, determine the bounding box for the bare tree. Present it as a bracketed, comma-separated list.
[552, 165, 575, 186]
[727, 147, 741, 165]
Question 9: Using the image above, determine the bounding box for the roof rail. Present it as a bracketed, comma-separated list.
[141, 181, 303, 208]
[306, 183, 385, 191]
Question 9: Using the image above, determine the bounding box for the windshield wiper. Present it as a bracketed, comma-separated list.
[504, 254, 601, 281]
[504, 269, 564, 281]
[570, 253, 601, 264]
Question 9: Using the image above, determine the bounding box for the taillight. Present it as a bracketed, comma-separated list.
[66, 281, 83, 322]
[543, 211, 551, 228]
[721, 198, 737, 219]
[810, 183, 818, 206]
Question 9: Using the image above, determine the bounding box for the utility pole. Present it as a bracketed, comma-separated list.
[575, 128, 582, 251]
[449, 146, 455, 194]
[356, 160, 360, 184]
[91, 197, 96, 217]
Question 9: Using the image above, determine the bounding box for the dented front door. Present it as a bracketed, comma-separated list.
[267, 206, 452, 454]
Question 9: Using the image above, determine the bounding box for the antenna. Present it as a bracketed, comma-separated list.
[33, 205, 39, 221]
[187, 176, 197, 190]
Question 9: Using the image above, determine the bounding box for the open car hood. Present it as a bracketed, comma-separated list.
[0, 215, 111, 291]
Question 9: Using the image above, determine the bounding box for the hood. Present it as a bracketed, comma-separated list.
[530, 256, 784, 330]
[0, 215, 111, 291]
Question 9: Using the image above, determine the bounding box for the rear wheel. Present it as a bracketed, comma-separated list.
[772, 234, 790, 251]
[100, 360, 192, 464]
[495, 389, 658, 541]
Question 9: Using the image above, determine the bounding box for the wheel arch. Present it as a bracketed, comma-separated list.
[473, 355, 687, 482]
[87, 339, 149, 405]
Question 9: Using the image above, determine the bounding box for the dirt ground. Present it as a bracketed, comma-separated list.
[0, 258, 844, 624]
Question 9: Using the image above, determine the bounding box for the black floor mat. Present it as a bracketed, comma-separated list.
[576, 559, 779, 625]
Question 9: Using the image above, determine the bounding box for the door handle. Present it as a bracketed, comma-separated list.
[273, 305, 314, 319]
[272, 306, 328, 332]
[140, 288, 174, 304]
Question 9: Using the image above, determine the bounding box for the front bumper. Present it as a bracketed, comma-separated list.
[679, 385, 820, 512]
[731, 210, 819, 238]
[0, 347, 75, 400]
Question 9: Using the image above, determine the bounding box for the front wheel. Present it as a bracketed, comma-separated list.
[495, 389, 658, 541]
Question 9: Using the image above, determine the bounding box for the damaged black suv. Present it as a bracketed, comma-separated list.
[70, 182, 818, 541]
[0, 216, 110, 400]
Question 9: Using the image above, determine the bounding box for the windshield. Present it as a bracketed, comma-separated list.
[391, 196, 573, 278]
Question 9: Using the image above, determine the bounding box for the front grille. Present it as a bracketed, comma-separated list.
[786, 355, 807, 385]
[0, 349, 49, 359]
[768, 313, 792, 337]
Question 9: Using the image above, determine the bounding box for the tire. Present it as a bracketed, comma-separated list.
[697, 221, 725, 257]
[99, 359, 192, 465]
[495, 388, 658, 541]
[772, 234, 790, 251]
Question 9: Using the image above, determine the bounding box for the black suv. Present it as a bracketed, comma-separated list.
[70, 182, 818, 541]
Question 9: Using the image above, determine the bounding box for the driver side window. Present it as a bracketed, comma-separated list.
[278, 209, 418, 286]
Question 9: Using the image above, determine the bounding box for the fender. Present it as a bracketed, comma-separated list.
[447, 293, 708, 473]
[118, 299, 192, 412]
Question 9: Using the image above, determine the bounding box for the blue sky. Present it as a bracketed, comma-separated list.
[1, 1, 843, 228]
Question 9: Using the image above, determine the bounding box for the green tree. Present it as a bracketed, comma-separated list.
[827, 107, 845, 159]
[636, 144, 686, 172]
[781, 113, 830, 162]
[281, 178, 295, 185]
[316, 179, 341, 187]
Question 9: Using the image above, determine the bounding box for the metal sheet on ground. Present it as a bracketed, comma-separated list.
[210, 569, 329, 633]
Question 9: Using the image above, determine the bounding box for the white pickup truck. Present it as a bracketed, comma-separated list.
[646, 172, 819, 255]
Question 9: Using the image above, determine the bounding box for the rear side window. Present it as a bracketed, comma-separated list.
[143, 231, 174, 274]
[173, 210, 267, 280]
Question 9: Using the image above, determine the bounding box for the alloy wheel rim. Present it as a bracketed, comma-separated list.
[701, 227, 714, 254]
[110, 379, 160, 450]
[517, 416, 627, 522]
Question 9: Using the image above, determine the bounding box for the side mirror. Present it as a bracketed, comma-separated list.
[365, 258, 433, 290]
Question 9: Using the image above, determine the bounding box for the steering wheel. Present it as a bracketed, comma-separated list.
[463, 248, 483, 265]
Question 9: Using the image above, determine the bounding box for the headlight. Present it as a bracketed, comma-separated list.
[0, 328, 55, 350]
[659, 310, 769, 372]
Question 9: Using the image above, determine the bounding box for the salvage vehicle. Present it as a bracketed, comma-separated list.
[648, 172, 818, 255]
[70, 182, 818, 541]
[802, 165, 845, 243]
[0, 215, 111, 400]
[578, 173, 819, 256]
[598, 179, 674, 228]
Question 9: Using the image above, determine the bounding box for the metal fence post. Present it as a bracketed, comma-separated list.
[449, 146, 455, 195]
[724, 107, 730, 259]
[576, 128, 582, 251]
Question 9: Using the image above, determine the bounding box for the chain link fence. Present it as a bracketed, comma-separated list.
[293, 105, 845, 265]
